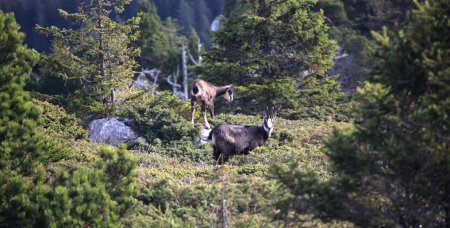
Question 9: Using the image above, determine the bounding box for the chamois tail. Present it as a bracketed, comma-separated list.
[191, 82, 201, 96]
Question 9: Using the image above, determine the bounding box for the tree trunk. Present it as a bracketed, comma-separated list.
[182, 44, 188, 99]
[97, 0, 111, 103]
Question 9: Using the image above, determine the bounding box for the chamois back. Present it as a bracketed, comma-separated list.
[208, 106, 278, 164]
[190, 79, 234, 129]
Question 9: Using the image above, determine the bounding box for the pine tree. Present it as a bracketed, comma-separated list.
[270, 0, 450, 226]
[41, 145, 137, 227]
[0, 11, 41, 225]
[188, 29, 204, 67]
[341, 0, 410, 35]
[137, 0, 171, 69]
[0, 10, 40, 175]
[197, 0, 337, 112]
[37, 0, 140, 115]
[191, 0, 212, 48]
[175, 0, 194, 37]
[162, 17, 188, 80]
[0, 12, 138, 226]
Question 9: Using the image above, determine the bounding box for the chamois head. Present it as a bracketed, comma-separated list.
[263, 106, 278, 137]
[222, 85, 234, 102]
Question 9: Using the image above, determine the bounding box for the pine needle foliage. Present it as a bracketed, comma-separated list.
[197, 0, 337, 112]
[37, 0, 140, 116]
[0, 10, 40, 175]
[270, 0, 450, 226]
[0, 12, 137, 226]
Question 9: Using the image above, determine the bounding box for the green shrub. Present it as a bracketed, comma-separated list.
[35, 145, 137, 227]
[118, 91, 210, 163]
[284, 102, 356, 122]
[125, 113, 353, 227]
[33, 99, 87, 141]
[31, 99, 90, 163]
[118, 91, 197, 143]
[235, 79, 300, 114]
[298, 75, 347, 107]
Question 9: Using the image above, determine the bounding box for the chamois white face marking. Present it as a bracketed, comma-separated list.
[263, 117, 274, 136]
[224, 88, 234, 102]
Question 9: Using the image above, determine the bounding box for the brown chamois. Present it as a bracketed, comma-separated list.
[208, 107, 278, 164]
[190, 79, 234, 129]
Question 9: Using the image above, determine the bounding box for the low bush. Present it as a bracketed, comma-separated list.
[31, 99, 89, 163]
[117, 91, 197, 143]
[284, 102, 356, 122]
[117, 91, 210, 163]
[33, 99, 87, 141]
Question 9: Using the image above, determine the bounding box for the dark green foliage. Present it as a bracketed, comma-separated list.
[341, 0, 410, 36]
[118, 91, 197, 143]
[1, 144, 138, 226]
[0, 10, 41, 174]
[33, 99, 87, 141]
[30, 99, 89, 163]
[0, 9, 67, 178]
[198, 0, 339, 113]
[271, 0, 450, 226]
[46, 167, 118, 226]
[268, 165, 332, 225]
[298, 75, 346, 107]
[137, 1, 172, 69]
[0, 0, 81, 52]
[34, 145, 137, 227]
[237, 79, 300, 113]
[0, 0, 224, 51]
[0, 13, 138, 226]
[152, 0, 223, 49]
[37, 0, 140, 116]
[285, 102, 355, 122]
[316, 0, 348, 26]
[317, 0, 372, 93]
[118, 91, 211, 162]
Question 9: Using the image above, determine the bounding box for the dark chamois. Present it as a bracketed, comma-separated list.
[208, 107, 278, 164]
[190, 79, 234, 129]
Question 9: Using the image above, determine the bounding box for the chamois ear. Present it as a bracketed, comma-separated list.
[226, 86, 234, 101]
[262, 111, 266, 119]
[271, 105, 281, 120]
[262, 107, 268, 119]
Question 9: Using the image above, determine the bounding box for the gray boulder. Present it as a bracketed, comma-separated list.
[131, 74, 154, 90]
[89, 117, 147, 146]
[198, 127, 212, 146]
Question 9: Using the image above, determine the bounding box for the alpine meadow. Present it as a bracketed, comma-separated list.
[0, 0, 448, 227]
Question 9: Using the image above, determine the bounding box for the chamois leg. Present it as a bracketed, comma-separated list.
[212, 147, 221, 164]
[223, 155, 230, 163]
[217, 154, 229, 165]
[190, 100, 196, 125]
[201, 103, 211, 129]
[209, 103, 215, 119]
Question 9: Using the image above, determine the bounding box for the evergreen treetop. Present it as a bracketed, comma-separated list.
[137, 0, 171, 69]
[270, 0, 450, 226]
[0, 10, 40, 175]
[37, 0, 140, 116]
[197, 0, 338, 112]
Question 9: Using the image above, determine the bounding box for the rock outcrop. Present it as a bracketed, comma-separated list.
[88, 117, 147, 146]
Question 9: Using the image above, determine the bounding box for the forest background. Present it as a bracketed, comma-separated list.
[0, 0, 448, 227]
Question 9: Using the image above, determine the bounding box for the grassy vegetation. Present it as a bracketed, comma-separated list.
[120, 113, 352, 226]
[32, 86, 354, 226]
